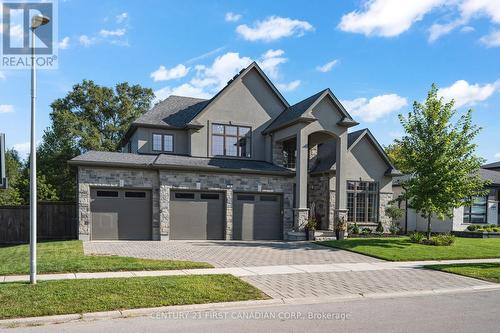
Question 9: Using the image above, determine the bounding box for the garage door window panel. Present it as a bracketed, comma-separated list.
[96, 190, 119, 198]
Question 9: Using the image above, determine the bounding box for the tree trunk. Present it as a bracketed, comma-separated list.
[427, 215, 432, 240]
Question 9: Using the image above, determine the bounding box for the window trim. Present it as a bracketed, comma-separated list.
[211, 123, 252, 158]
[463, 195, 488, 224]
[346, 180, 379, 223]
[152, 133, 174, 153]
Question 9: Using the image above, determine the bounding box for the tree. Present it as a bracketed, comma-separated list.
[38, 80, 154, 200]
[398, 84, 488, 239]
[384, 141, 411, 174]
[0, 149, 23, 205]
[17, 164, 59, 203]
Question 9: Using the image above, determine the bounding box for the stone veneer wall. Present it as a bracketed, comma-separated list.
[77, 167, 161, 240]
[159, 170, 294, 240]
[272, 141, 284, 167]
[308, 174, 330, 229]
[77, 166, 294, 241]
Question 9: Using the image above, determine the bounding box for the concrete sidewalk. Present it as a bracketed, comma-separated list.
[2, 258, 500, 283]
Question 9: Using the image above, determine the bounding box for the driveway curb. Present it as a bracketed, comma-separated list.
[2, 284, 499, 329]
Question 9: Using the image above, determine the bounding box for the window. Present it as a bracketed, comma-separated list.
[163, 135, 173, 152]
[152, 134, 174, 152]
[237, 194, 255, 201]
[211, 124, 251, 157]
[201, 193, 220, 200]
[282, 139, 296, 169]
[152, 134, 162, 151]
[175, 192, 195, 199]
[346, 181, 379, 223]
[463, 196, 488, 224]
[96, 190, 119, 198]
[125, 191, 146, 198]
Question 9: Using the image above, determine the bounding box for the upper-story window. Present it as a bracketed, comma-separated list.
[211, 124, 251, 158]
[152, 133, 174, 152]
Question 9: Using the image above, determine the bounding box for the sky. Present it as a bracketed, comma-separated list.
[0, 0, 499, 162]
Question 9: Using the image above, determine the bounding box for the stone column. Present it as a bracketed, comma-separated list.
[78, 183, 90, 241]
[225, 188, 233, 240]
[294, 130, 309, 230]
[159, 184, 170, 241]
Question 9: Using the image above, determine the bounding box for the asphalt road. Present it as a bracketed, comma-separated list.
[7, 290, 500, 333]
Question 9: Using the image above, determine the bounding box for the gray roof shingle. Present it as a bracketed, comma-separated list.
[482, 161, 500, 170]
[70, 151, 294, 176]
[133, 95, 210, 128]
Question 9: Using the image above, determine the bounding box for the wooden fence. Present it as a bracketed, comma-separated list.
[0, 202, 77, 244]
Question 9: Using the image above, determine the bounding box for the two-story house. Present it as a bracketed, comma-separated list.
[70, 62, 399, 241]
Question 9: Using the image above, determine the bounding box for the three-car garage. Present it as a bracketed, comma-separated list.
[89, 188, 283, 241]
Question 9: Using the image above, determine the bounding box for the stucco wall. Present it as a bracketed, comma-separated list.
[131, 127, 189, 155]
[190, 68, 286, 160]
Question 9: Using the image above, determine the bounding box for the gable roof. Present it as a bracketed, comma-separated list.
[263, 88, 358, 134]
[185, 61, 289, 125]
[69, 151, 294, 176]
[482, 161, 500, 170]
[310, 128, 400, 176]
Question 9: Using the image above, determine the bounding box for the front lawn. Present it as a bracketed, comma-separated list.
[0, 275, 267, 319]
[427, 263, 500, 283]
[0, 241, 211, 276]
[318, 237, 500, 261]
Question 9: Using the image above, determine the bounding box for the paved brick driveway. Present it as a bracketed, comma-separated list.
[84, 240, 381, 267]
[242, 269, 492, 299]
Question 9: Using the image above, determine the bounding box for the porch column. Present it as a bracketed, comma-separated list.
[334, 131, 348, 224]
[294, 130, 309, 230]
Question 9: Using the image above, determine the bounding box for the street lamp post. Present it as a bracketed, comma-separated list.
[29, 14, 50, 285]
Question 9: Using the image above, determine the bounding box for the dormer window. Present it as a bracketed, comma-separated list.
[212, 123, 251, 158]
[152, 133, 174, 153]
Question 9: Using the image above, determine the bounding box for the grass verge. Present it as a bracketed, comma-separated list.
[0, 241, 211, 276]
[317, 237, 500, 261]
[426, 263, 500, 283]
[0, 274, 267, 320]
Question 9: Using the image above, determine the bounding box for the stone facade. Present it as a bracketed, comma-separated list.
[379, 192, 394, 232]
[77, 167, 161, 240]
[78, 166, 294, 241]
[272, 141, 284, 167]
[308, 174, 330, 229]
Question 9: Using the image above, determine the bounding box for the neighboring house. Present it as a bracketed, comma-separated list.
[70, 62, 399, 241]
[393, 165, 500, 233]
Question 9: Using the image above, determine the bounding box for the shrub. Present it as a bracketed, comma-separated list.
[389, 222, 401, 235]
[305, 218, 317, 231]
[421, 234, 455, 246]
[361, 227, 372, 235]
[467, 225, 480, 231]
[376, 221, 384, 234]
[385, 205, 404, 221]
[348, 222, 360, 234]
[409, 232, 425, 243]
[493, 227, 500, 232]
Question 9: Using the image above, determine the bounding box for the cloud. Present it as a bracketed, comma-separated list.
[154, 84, 212, 100]
[185, 46, 226, 64]
[79, 35, 95, 47]
[236, 16, 314, 42]
[116, 12, 128, 24]
[225, 12, 242, 22]
[276, 80, 301, 92]
[429, 20, 464, 42]
[258, 49, 287, 79]
[479, 29, 500, 47]
[0, 105, 14, 113]
[99, 29, 126, 37]
[195, 52, 253, 90]
[58, 37, 70, 49]
[494, 152, 500, 158]
[150, 64, 190, 82]
[461, 25, 475, 32]
[11, 142, 32, 159]
[0, 72, 5, 80]
[438, 79, 500, 107]
[341, 94, 408, 122]
[338, 0, 444, 37]
[316, 60, 339, 73]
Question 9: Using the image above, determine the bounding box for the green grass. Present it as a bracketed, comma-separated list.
[427, 263, 500, 283]
[318, 237, 500, 261]
[0, 241, 212, 276]
[0, 275, 267, 319]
